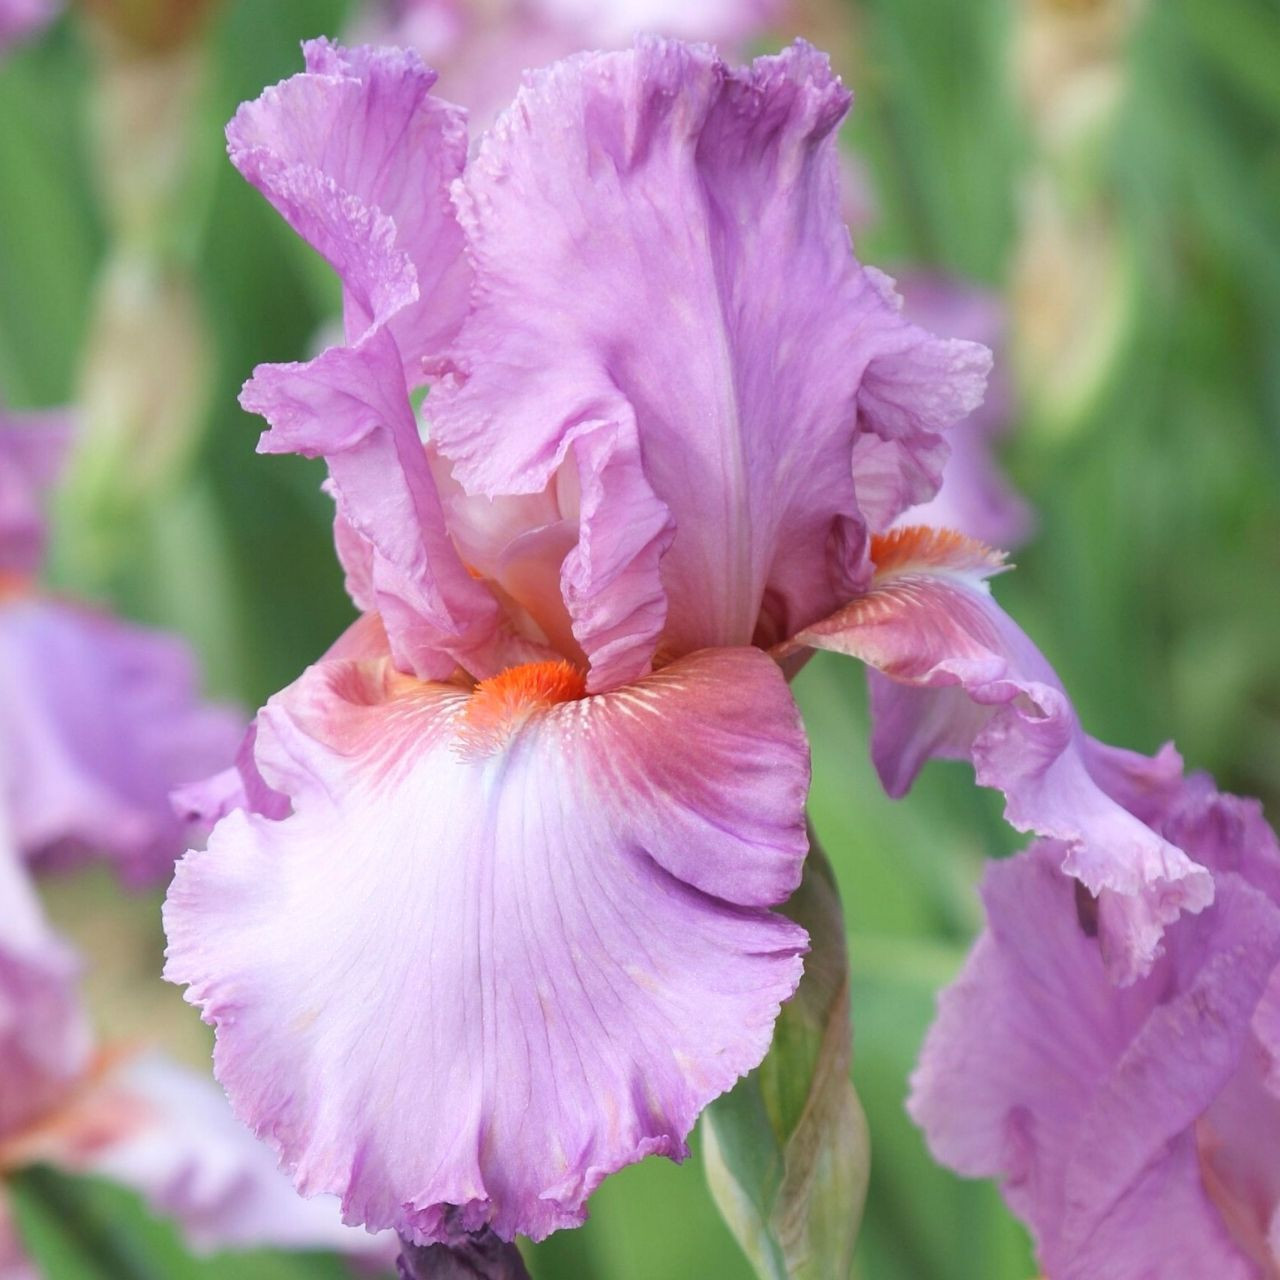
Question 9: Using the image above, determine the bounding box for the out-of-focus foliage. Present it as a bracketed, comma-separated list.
[0, 0, 1276, 1276]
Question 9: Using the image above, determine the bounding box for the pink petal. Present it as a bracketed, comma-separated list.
[83, 1055, 395, 1259]
[232, 42, 516, 680]
[0, 599, 242, 886]
[0, 407, 72, 578]
[0, 840, 89, 1141]
[227, 38, 470, 386]
[164, 644, 809, 1243]
[789, 525, 1213, 982]
[431, 39, 988, 676]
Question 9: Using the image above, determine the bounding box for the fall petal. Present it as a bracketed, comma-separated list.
[165, 645, 809, 1242]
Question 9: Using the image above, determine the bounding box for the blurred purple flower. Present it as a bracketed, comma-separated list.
[360, 0, 786, 132]
[0, 408, 241, 886]
[0, 0, 56, 54]
[894, 275, 1033, 548]
[909, 769, 1280, 1280]
[164, 37, 1207, 1246]
[0, 838, 395, 1270]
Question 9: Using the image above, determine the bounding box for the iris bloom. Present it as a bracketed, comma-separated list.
[0, 832, 394, 1274]
[910, 765, 1280, 1280]
[0, 408, 240, 886]
[166, 38, 1211, 1245]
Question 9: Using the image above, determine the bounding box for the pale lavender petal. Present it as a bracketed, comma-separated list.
[892, 274, 1033, 548]
[0, 599, 241, 886]
[165, 644, 808, 1242]
[83, 1055, 396, 1260]
[432, 40, 988, 680]
[788, 526, 1212, 982]
[0, 409, 72, 577]
[0, 837, 89, 1141]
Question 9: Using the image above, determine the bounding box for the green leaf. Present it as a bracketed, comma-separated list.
[702, 836, 870, 1280]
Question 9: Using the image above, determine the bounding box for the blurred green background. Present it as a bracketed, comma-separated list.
[1, 0, 1277, 1276]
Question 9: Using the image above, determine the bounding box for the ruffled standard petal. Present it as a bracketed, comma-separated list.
[785, 525, 1213, 983]
[432, 39, 989, 678]
[909, 838, 1280, 1280]
[82, 1055, 395, 1259]
[0, 599, 241, 886]
[165, 644, 809, 1243]
[0, 408, 72, 578]
[227, 38, 470, 383]
[232, 43, 514, 679]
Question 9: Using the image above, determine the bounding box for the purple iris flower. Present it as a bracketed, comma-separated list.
[910, 766, 1280, 1279]
[0, 407, 241, 886]
[164, 37, 1211, 1246]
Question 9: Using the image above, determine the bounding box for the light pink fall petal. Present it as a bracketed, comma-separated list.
[909, 842, 1280, 1280]
[0, 408, 72, 577]
[0, 599, 241, 886]
[83, 1055, 396, 1260]
[165, 644, 809, 1243]
[789, 526, 1213, 983]
[432, 40, 988, 682]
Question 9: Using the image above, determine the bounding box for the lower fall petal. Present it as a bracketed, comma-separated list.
[164, 644, 810, 1243]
